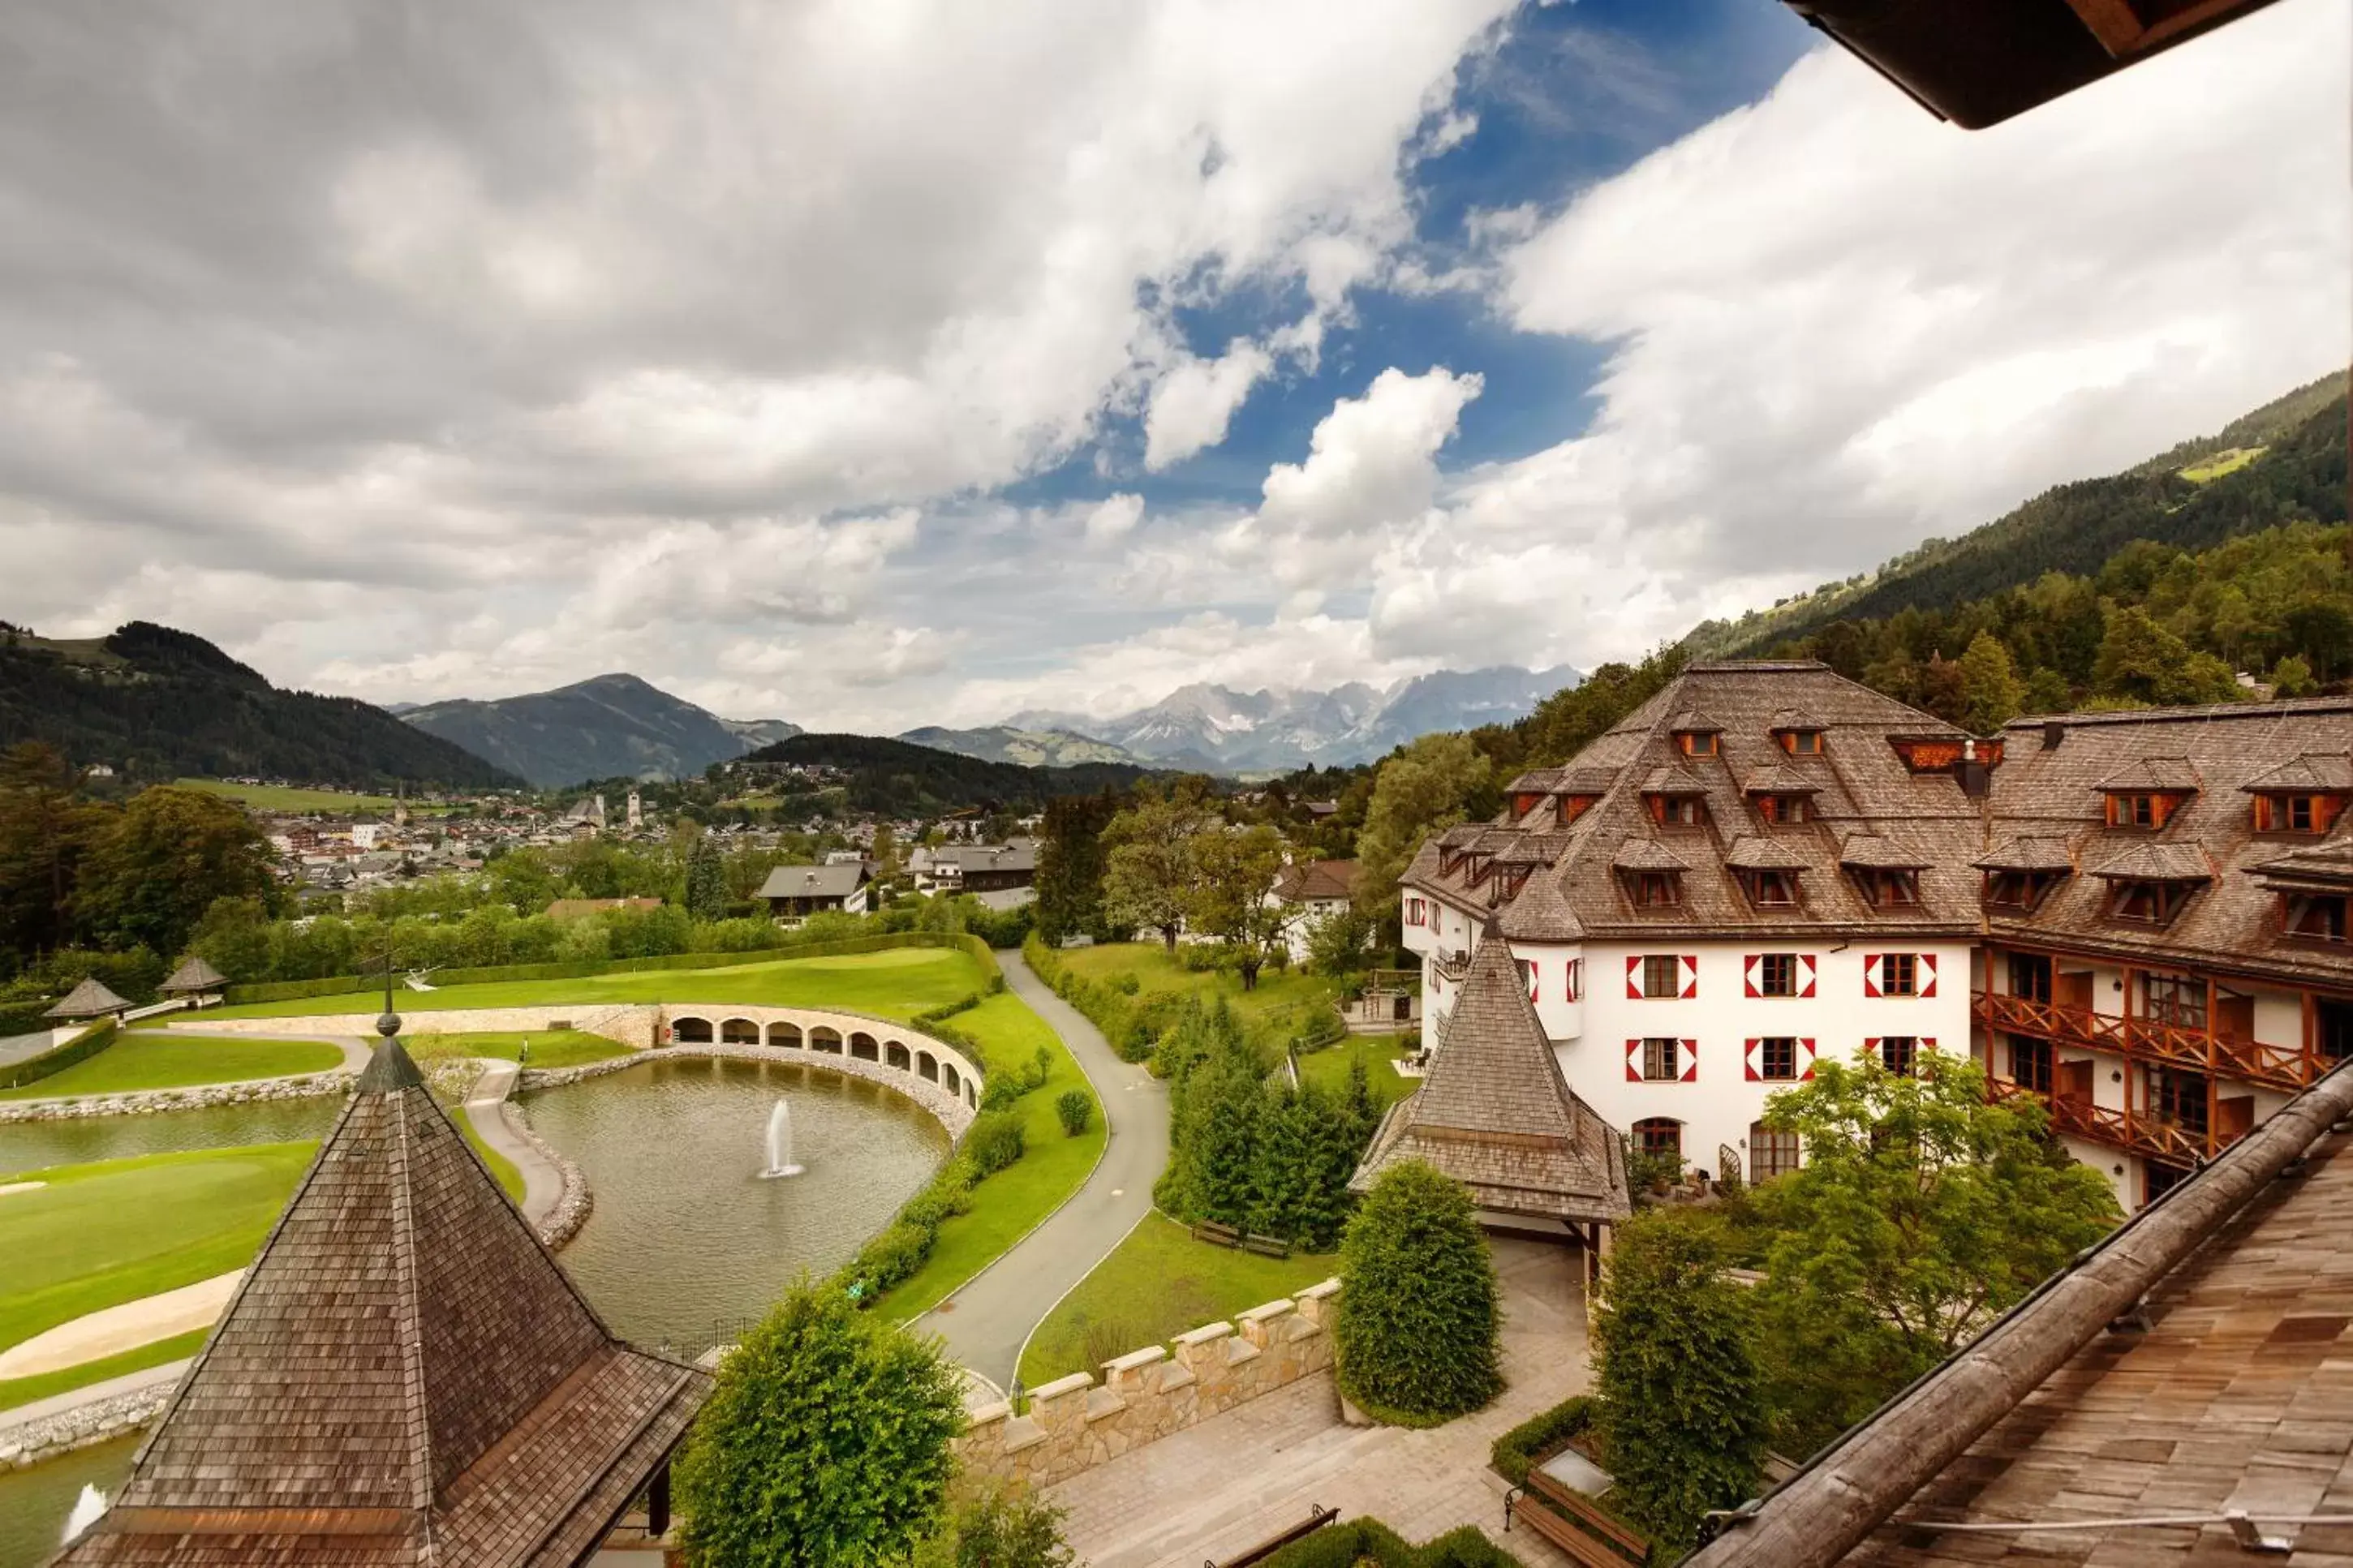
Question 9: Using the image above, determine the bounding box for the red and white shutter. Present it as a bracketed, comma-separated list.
[1743, 956, 1762, 999]
[1566, 959, 1582, 1002]
[1918, 954, 1938, 998]
[1680, 1039, 1698, 1083]
[1625, 1039, 1644, 1082]
[1626, 956, 1645, 999]
[1864, 1036, 1878, 1063]
[1800, 1037, 1817, 1080]
[1862, 955, 1882, 999]
[1921, 1036, 1937, 1055]
[1797, 954, 1817, 998]
[1527, 961, 1538, 1003]
[1744, 1037, 1762, 1082]
[1680, 956, 1700, 999]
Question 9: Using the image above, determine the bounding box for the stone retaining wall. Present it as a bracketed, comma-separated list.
[180, 1002, 658, 1049]
[955, 1278, 1341, 1490]
[0, 1380, 176, 1472]
[0, 1068, 354, 1124]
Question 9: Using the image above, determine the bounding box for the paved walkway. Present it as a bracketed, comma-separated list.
[914, 950, 1172, 1391]
[1047, 1237, 1592, 1568]
[0, 1357, 191, 1428]
[0, 1271, 243, 1379]
[465, 1061, 565, 1228]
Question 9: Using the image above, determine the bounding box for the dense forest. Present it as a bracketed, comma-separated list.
[742, 732, 1168, 816]
[0, 621, 520, 789]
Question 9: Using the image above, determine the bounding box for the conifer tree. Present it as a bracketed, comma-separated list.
[1334, 1161, 1501, 1424]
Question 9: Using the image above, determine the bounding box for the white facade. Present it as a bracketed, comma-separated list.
[1405, 889, 1972, 1180]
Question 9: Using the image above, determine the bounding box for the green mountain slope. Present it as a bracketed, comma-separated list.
[743, 732, 1164, 815]
[1686, 374, 2347, 659]
[402, 672, 798, 788]
[896, 724, 1146, 768]
[0, 621, 519, 789]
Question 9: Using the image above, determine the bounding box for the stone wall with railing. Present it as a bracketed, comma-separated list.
[955, 1278, 1341, 1490]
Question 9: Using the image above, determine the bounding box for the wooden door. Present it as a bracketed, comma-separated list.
[2058, 1059, 2094, 1105]
[2214, 1095, 2255, 1141]
[2215, 994, 2254, 1040]
[2058, 970, 2093, 1010]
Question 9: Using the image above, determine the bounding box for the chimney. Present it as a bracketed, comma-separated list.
[1955, 738, 1991, 800]
[2042, 720, 2066, 750]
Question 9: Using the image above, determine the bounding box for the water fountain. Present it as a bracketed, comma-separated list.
[759, 1098, 805, 1179]
[59, 1485, 105, 1546]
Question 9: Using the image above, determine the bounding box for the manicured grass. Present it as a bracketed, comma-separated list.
[1296, 1032, 1418, 1112]
[1016, 1214, 1338, 1385]
[1055, 943, 1340, 1029]
[0, 1035, 343, 1100]
[879, 991, 1107, 1321]
[174, 778, 458, 814]
[0, 1327, 209, 1414]
[403, 1030, 634, 1071]
[451, 1106, 527, 1204]
[205, 947, 988, 1023]
[2179, 445, 2265, 483]
[0, 1144, 316, 1356]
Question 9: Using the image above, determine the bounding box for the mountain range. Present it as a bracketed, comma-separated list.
[399, 674, 801, 788]
[941, 665, 1584, 772]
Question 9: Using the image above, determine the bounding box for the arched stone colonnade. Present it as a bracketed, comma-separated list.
[664, 1006, 980, 1108]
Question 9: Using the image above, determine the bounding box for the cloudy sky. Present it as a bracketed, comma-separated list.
[4, 0, 2346, 732]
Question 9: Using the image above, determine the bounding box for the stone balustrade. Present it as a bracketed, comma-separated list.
[956, 1278, 1341, 1489]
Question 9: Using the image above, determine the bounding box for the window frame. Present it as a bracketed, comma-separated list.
[1740, 869, 1800, 908]
[1757, 1036, 1799, 1082]
[2009, 1034, 2054, 1093]
[1632, 1116, 1683, 1159]
[2110, 879, 2192, 926]
[1878, 1035, 1919, 1076]
[1781, 729, 1826, 757]
[1640, 1037, 1680, 1082]
[1749, 1120, 1800, 1182]
[1633, 870, 1681, 909]
[2286, 893, 2350, 943]
[1757, 953, 1798, 998]
[1641, 955, 1681, 999]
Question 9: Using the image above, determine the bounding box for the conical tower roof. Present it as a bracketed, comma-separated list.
[55, 1032, 709, 1567]
[160, 956, 228, 993]
[1351, 925, 1628, 1223]
[44, 977, 131, 1019]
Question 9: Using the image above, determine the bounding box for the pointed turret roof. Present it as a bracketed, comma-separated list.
[159, 956, 228, 994]
[1351, 928, 1628, 1223]
[44, 977, 131, 1020]
[54, 1033, 709, 1568]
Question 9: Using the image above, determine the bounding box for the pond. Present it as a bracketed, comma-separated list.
[0, 1055, 949, 1565]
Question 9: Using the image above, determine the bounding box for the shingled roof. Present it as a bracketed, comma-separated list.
[2240, 753, 2353, 793]
[45, 977, 131, 1019]
[54, 1030, 710, 1568]
[159, 957, 228, 994]
[1351, 928, 1628, 1224]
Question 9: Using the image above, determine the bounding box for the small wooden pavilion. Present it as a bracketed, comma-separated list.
[1352, 922, 1629, 1260]
[43, 977, 131, 1021]
[158, 957, 229, 999]
[51, 1020, 712, 1567]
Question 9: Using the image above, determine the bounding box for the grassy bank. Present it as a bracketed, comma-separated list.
[0, 1328, 209, 1414]
[404, 1029, 634, 1071]
[204, 947, 987, 1023]
[1296, 1032, 1417, 1113]
[0, 1035, 343, 1101]
[877, 991, 1105, 1320]
[1016, 1213, 1337, 1385]
[1051, 943, 1339, 1030]
[174, 778, 457, 814]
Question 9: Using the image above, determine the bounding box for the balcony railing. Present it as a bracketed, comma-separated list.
[1974, 990, 2314, 1093]
[1430, 951, 1471, 985]
[1989, 1077, 2222, 1164]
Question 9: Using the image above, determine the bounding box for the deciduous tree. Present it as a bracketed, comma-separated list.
[1183, 823, 1291, 990]
[73, 785, 278, 960]
[1353, 734, 1491, 927]
[1100, 793, 1210, 952]
[1956, 629, 2025, 734]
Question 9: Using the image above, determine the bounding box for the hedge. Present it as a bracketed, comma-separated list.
[0, 999, 53, 1037]
[1254, 1520, 1526, 1568]
[1491, 1394, 1597, 1487]
[222, 930, 1003, 1005]
[0, 1020, 118, 1092]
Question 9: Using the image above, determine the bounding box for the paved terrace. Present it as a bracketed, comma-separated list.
[1048, 1235, 1591, 1568]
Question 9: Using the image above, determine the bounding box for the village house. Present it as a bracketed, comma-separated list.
[1267, 857, 1359, 963]
[1400, 662, 2353, 1211]
[912, 840, 1039, 899]
[758, 861, 872, 921]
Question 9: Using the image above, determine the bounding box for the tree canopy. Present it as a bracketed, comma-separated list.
[1334, 1160, 1503, 1424]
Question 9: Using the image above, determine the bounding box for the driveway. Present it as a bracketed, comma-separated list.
[914, 948, 1172, 1390]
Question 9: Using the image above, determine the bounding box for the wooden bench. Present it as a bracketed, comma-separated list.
[1504, 1468, 1647, 1566]
[1193, 1219, 1241, 1248]
[1241, 1232, 1292, 1259]
[1208, 1504, 1338, 1567]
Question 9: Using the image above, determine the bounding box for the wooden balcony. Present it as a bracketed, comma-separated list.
[1430, 951, 1471, 985]
[1988, 1077, 2235, 1164]
[1973, 990, 2313, 1093]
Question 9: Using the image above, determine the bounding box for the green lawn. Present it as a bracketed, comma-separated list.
[403, 1030, 634, 1071]
[1055, 943, 1340, 1031]
[174, 778, 458, 814]
[205, 947, 988, 1023]
[2179, 445, 2265, 483]
[0, 1035, 344, 1101]
[1016, 1214, 1339, 1385]
[0, 1327, 209, 1414]
[0, 1144, 316, 1357]
[450, 1104, 527, 1204]
[1296, 1032, 1418, 1112]
[879, 992, 1107, 1321]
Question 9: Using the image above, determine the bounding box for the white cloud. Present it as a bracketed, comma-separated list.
[1082, 492, 1146, 545]
[1143, 341, 1274, 470]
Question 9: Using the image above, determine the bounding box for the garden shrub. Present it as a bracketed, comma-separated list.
[1490, 1395, 1597, 1486]
[855, 1221, 936, 1291]
[965, 1110, 1026, 1175]
[1335, 1161, 1503, 1426]
[1254, 1520, 1521, 1568]
[1055, 1089, 1093, 1136]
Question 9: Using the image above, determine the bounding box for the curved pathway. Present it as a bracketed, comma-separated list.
[464, 1061, 566, 1229]
[914, 950, 1171, 1390]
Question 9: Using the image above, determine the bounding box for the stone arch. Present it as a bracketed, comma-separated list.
[917, 1050, 939, 1081]
[671, 1016, 713, 1044]
[768, 1020, 803, 1048]
[850, 1031, 880, 1062]
[885, 1040, 911, 1070]
[942, 1062, 961, 1095]
[721, 1017, 759, 1045]
[811, 1025, 843, 1055]
[965, 1080, 979, 1108]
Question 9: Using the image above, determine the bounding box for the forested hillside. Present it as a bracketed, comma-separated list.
[0, 621, 519, 789]
[1687, 377, 2346, 659]
[744, 732, 1165, 816]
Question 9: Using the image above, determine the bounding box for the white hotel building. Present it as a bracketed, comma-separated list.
[1400, 663, 2353, 1209]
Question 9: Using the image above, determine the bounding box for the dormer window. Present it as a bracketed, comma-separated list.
[1653, 795, 1704, 827]
[1756, 793, 1812, 824]
[1739, 869, 1800, 908]
[1512, 791, 1546, 818]
[2254, 793, 2339, 835]
[2104, 792, 2186, 829]
[1780, 729, 1824, 757]
[1679, 731, 1719, 758]
[2286, 894, 2349, 943]
[1559, 794, 1598, 827]
[2110, 879, 2194, 925]
[1632, 871, 1682, 909]
[1985, 870, 2063, 912]
[1854, 868, 1921, 908]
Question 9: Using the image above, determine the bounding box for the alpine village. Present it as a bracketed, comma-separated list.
[0, 3, 2347, 1567]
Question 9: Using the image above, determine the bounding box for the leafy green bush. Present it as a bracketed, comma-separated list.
[677, 1279, 966, 1567]
[1335, 1161, 1503, 1426]
[856, 1221, 937, 1291]
[1254, 1519, 1522, 1568]
[1490, 1395, 1597, 1486]
[965, 1110, 1026, 1175]
[910, 1480, 1075, 1568]
[0, 1020, 118, 1091]
[1055, 1089, 1093, 1136]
